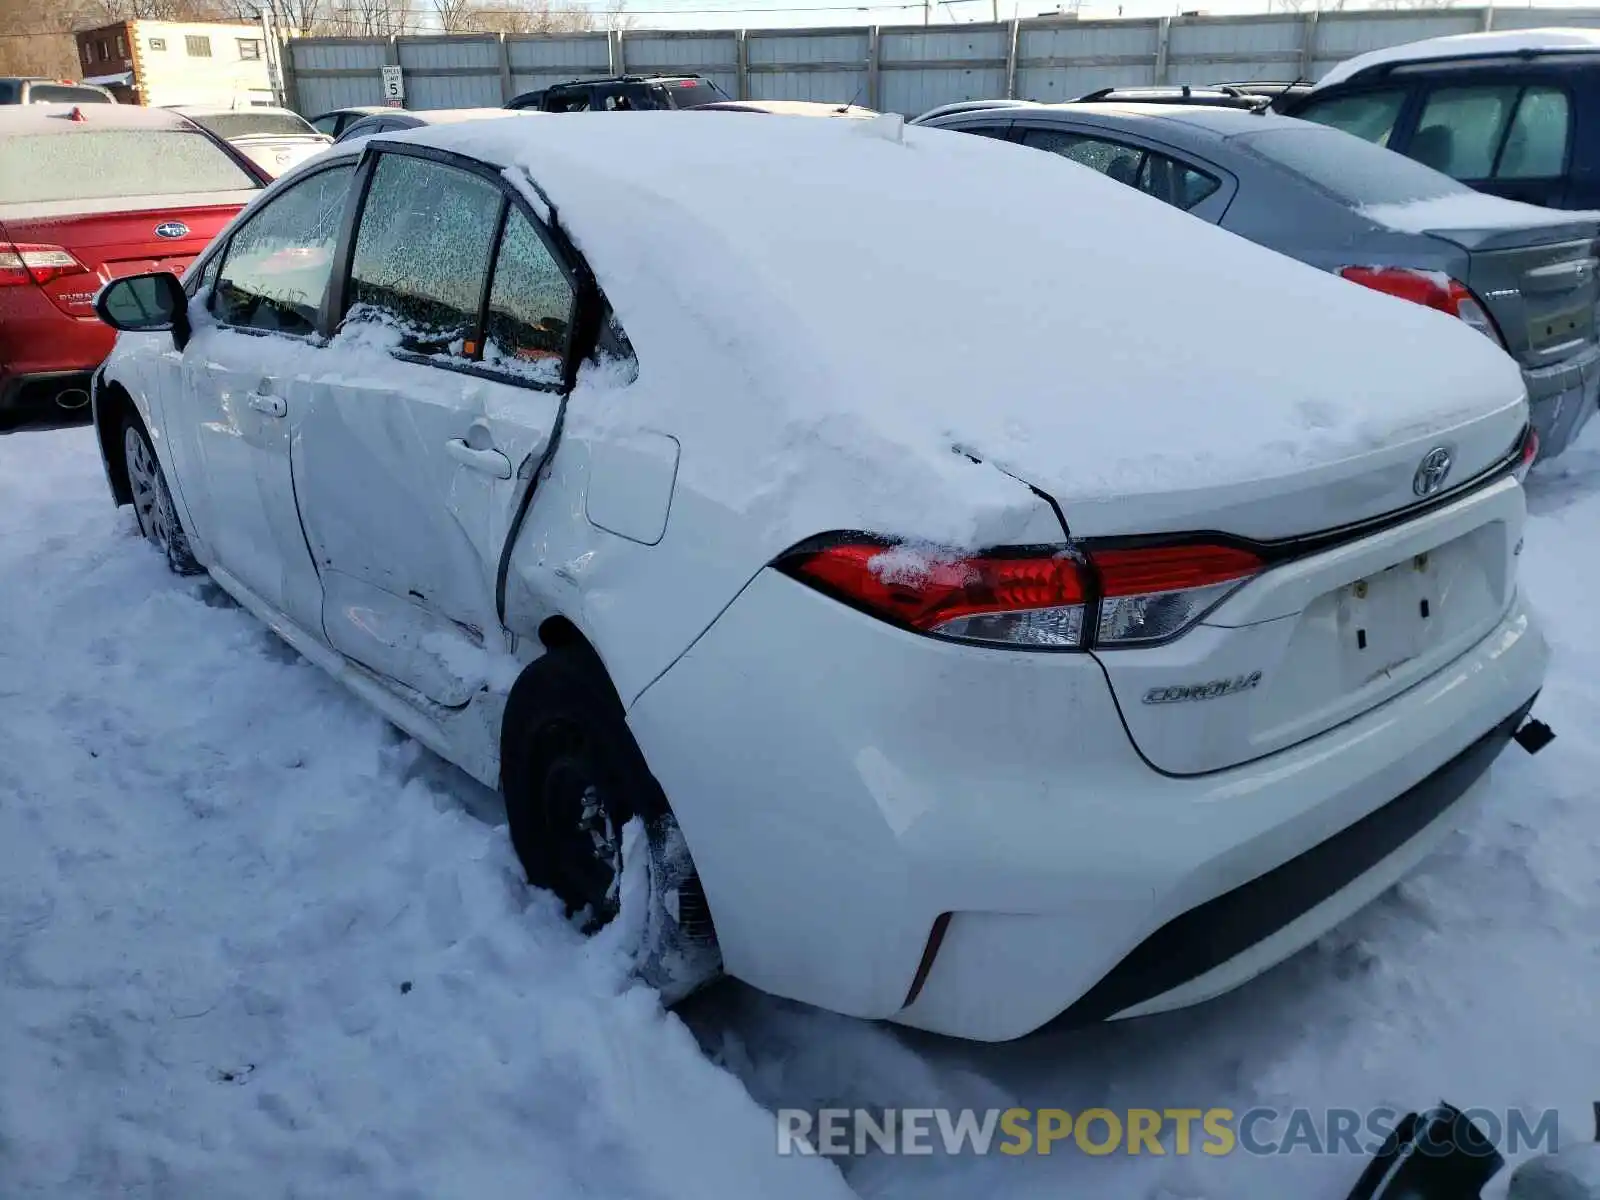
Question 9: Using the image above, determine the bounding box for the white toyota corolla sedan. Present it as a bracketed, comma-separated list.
[90, 112, 1551, 1042]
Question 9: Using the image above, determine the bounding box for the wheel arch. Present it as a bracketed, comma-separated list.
[93, 376, 138, 507]
[500, 616, 626, 791]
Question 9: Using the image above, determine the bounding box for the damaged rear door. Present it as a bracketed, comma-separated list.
[291, 147, 575, 707]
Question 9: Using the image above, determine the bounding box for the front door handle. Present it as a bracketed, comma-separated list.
[246, 390, 286, 418]
[445, 438, 512, 479]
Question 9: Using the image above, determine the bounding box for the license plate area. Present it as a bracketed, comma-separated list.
[1340, 552, 1440, 679]
[1330, 528, 1498, 687]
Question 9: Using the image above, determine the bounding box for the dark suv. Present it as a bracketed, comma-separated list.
[0, 77, 115, 105]
[1285, 42, 1600, 210]
[506, 74, 732, 113]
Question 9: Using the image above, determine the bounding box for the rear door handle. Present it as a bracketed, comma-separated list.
[246, 390, 286, 418]
[445, 438, 512, 479]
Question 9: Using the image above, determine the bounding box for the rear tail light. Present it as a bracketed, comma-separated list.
[781, 538, 1261, 650]
[1339, 266, 1506, 349]
[0, 243, 87, 288]
[1091, 543, 1263, 645]
[1513, 423, 1540, 483]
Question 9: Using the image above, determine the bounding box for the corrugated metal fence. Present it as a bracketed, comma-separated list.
[285, 7, 1600, 118]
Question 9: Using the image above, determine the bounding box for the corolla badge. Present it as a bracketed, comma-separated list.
[1412, 446, 1452, 497]
[154, 221, 189, 239]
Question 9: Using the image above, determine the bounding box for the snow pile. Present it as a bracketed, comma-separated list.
[0, 428, 851, 1200]
[4, 414, 1600, 1197]
[1317, 27, 1600, 91]
[409, 112, 1523, 548]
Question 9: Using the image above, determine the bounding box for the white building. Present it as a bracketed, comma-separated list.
[76, 20, 276, 109]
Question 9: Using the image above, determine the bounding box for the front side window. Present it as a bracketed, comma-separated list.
[548, 89, 591, 112]
[482, 207, 575, 385]
[211, 164, 354, 336]
[186, 35, 212, 57]
[311, 114, 339, 135]
[1295, 89, 1407, 148]
[344, 153, 504, 357]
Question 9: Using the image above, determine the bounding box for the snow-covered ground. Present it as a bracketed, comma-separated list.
[2, 424, 1596, 1199]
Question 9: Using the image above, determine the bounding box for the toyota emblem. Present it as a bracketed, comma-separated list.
[1412, 446, 1453, 497]
[154, 221, 189, 239]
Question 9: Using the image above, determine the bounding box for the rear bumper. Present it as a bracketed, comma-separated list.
[628, 570, 1548, 1042]
[1524, 344, 1600, 459]
[0, 371, 96, 425]
[0, 286, 112, 424]
[1051, 690, 1534, 1027]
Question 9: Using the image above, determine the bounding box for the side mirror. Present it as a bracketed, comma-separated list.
[94, 271, 191, 350]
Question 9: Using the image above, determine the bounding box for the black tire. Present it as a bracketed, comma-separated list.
[121, 415, 201, 576]
[502, 647, 721, 1001]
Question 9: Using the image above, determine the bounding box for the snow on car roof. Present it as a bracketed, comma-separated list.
[1314, 26, 1600, 90]
[397, 111, 1524, 546]
[0, 103, 198, 133]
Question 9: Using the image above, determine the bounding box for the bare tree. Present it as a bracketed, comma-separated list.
[432, 0, 474, 31]
[324, 0, 406, 38]
[457, 0, 627, 34]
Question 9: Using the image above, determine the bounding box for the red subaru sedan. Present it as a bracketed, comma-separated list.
[0, 104, 270, 427]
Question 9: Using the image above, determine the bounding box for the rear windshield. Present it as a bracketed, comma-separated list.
[0, 129, 259, 203]
[29, 85, 112, 103]
[660, 79, 730, 109]
[1235, 125, 1471, 207]
[186, 111, 315, 139]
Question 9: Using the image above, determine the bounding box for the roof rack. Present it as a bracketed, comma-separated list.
[1073, 83, 1274, 112]
[1346, 43, 1600, 83]
[550, 72, 705, 87]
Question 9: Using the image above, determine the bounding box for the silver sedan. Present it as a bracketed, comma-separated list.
[922, 102, 1600, 461]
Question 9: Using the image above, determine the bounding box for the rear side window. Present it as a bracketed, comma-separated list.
[1411, 85, 1520, 177]
[345, 153, 504, 356]
[1295, 89, 1406, 148]
[1020, 127, 1218, 211]
[211, 164, 354, 335]
[0, 130, 258, 203]
[0, 81, 16, 103]
[482, 208, 575, 385]
[1500, 86, 1569, 178]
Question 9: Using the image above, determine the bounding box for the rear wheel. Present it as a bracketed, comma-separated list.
[502, 648, 720, 1001]
[122, 417, 201, 575]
